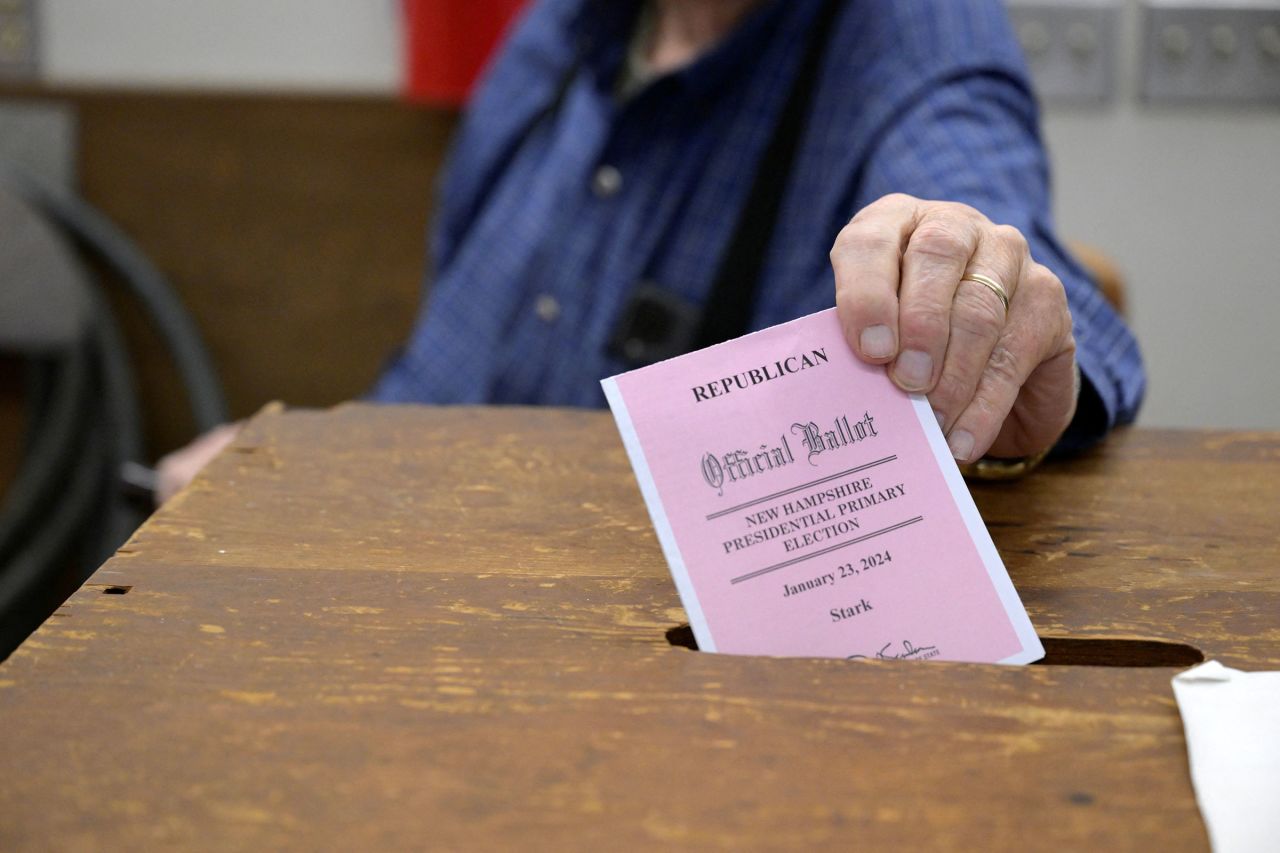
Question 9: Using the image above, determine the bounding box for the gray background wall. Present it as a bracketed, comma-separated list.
[15, 0, 1280, 428]
[1039, 2, 1280, 429]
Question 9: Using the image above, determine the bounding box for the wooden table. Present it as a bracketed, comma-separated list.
[3, 406, 1277, 850]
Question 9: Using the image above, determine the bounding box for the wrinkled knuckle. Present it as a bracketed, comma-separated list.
[1026, 263, 1071, 321]
[907, 222, 971, 264]
[966, 393, 1005, 430]
[984, 344, 1023, 388]
[992, 224, 1029, 258]
[1028, 262, 1065, 297]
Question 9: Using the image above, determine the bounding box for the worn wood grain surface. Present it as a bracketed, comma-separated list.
[4, 405, 1278, 851]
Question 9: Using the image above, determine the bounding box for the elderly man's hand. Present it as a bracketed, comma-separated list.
[831, 193, 1078, 463]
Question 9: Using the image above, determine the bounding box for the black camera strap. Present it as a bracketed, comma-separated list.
[608, 0, 843, 366]
[693, 0, 842, 349]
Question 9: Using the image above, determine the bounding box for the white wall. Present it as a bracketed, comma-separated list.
[29, 0, 1280, 428]
[40, 0, 400, 92]
[1041, 4, 1280, 430]
[1046, 110, 1280, 430]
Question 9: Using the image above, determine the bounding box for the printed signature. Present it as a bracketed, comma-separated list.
[848, 640, 940, 661]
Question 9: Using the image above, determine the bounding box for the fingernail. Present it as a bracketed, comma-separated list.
[859, 325, 894, 359]
[933, 409, 946, 430]
[948, 429, 975, 462]
[893, 350, 932, 391]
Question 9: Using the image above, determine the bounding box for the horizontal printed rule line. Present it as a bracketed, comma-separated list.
[705, 455, 898, 521]
[728, 516, 924, 585]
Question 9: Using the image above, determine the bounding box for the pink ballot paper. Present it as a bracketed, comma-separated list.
[602, 308, 1043, 664]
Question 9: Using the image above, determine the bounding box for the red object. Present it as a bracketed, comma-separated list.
[402, 0, 529, 106]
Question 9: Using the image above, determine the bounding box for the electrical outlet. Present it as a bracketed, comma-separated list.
[1141, 1, 1280, 104]
[1007, 0, 1121, 105]
[0, 0, 38, 80]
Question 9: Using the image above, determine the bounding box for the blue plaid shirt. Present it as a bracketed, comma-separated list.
[371, 0, 1144, 449]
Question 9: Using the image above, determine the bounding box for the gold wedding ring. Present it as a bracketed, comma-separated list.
[960, 272, 1010, 317]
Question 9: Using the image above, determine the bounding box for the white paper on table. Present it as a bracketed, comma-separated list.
[1172, 661, 1280, 853]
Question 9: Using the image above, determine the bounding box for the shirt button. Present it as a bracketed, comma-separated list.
[534, 294, 561, 323]
[592, 164, 623, 198]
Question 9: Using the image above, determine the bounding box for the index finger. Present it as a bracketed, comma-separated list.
[830, 194, 921, 363]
